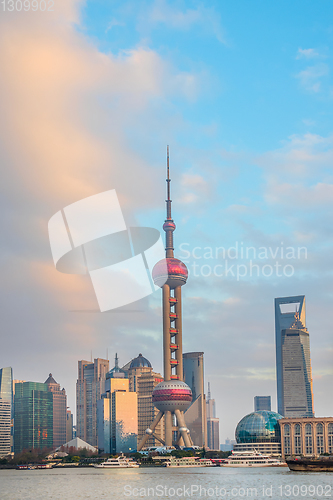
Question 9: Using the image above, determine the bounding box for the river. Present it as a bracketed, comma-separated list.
[0, 466, 332, 500]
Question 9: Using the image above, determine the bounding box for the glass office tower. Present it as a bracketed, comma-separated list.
[183, 352, 207, 447]
[14, 382, 53, 453]
[254, 396, 271, 412]
[206, 383, 220, 450]
[97, 376, 138, 454]
[45, 373, 67, 448]
[76, 358, 109, 447]
[275, 296, 314, 418]
[0, 367, 13, 456]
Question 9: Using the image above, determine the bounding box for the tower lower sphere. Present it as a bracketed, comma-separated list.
[152, 380, 192, 412]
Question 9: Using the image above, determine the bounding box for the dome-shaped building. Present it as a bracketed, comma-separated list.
[129, 354, 152, 369]
[234, 410, 283, 456]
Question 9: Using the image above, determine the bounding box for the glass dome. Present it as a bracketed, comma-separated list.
[235, 410, 283, 443]
[129, 353, 152, 369]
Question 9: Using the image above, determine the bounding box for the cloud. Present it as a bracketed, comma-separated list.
[258, 133, 333, 177]
[296, 48, 322, 59]
[256, 133, 333, 213]
[179, 173, 211, 204]
[0, 0, 202, 416]
[145, 0, 226, 43]
[265, 180, 333, 207]
[105, 18, 125, 33]
[296, 63, 329, 93]
[302, 118, 316, 127]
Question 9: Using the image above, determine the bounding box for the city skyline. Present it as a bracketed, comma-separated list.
[1, 0, 333, 443]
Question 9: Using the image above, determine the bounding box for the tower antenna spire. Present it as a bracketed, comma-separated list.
[166, 145, 172, 220]
[164, 145, 175, 258]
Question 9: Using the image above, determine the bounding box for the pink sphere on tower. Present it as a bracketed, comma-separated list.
[152, 380, 192, 412]
[152, 258, 188, 289]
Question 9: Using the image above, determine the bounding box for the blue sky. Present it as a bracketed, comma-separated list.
[1, 0, 333, 442]
[82, 0, 333, 150]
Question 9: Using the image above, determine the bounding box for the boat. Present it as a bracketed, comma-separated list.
[17, 463, 52, 470]
[94, 454, 139, 468]
[222, 450, 286, 467]
[153, 456, 213, 467]
[286, 456, 333, 472]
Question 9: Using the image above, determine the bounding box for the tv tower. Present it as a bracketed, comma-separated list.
[138, 147, 193, 450]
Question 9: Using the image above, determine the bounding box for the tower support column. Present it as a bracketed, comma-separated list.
[163, 284, 171, 381]
[165, 411, 173, 447]
[174, 409, 191, 447]
[137, 411, 164, 451]
[174, 286, 183, 380]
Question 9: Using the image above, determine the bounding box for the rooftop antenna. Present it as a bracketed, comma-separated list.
[208, 381, 211, 401]
[90, 350, 92, 362]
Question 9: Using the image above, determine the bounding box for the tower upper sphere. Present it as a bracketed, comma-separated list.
[152, 258, 188, 289]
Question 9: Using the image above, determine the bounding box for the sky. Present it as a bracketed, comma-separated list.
[1, 0, 333, 442]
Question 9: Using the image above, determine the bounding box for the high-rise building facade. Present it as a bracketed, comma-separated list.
[14, 382, 53, 453]
[122, 353, 164, 447]
[0, 400, 11, 457]
[254, 396, 271, 412]
[275, 296, 314, 418]
[76, 358, 109, 446]
[137, 370, 164, 447]
[206, 383, 219, 450]
[97, 375, 138, 453]
[0, 367, 13, 456]
[183, 352, 207, 447]
[45, 374, 67, 448]
[66, 410, 73, 442]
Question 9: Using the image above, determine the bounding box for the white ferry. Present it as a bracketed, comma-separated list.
[222, 450, 286, 467]
[153, 456, 213, 468]
[94, 454, 139, 468]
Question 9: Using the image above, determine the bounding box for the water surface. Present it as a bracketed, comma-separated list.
[0, 466, 332, 500]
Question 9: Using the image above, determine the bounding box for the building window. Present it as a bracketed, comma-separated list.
[294, 424, 301, 454]
[284, 424, 291, 455]
[316, 423, 324, 455]
[305, 423, 313, 455]
[328, 423, 333, 454]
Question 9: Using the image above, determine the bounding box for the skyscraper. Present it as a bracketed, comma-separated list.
[66, 410, 73, 442]
[45, 373, 67, 448]
[254, 396, 271, 412]
[97, 373, 138, 453]
[120, 353, 164, 447]
[0, 367, 13, 457]
[183, 352, 207, 447]
[137, 369, 164, 447]
[206, 383, 219, 450]
[275, 296, 314, 418]
[138, 148, 194, 450]
[0, 401, 11, 457]
[76, 358, 109, 446]
[14, 382, 53, 453]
